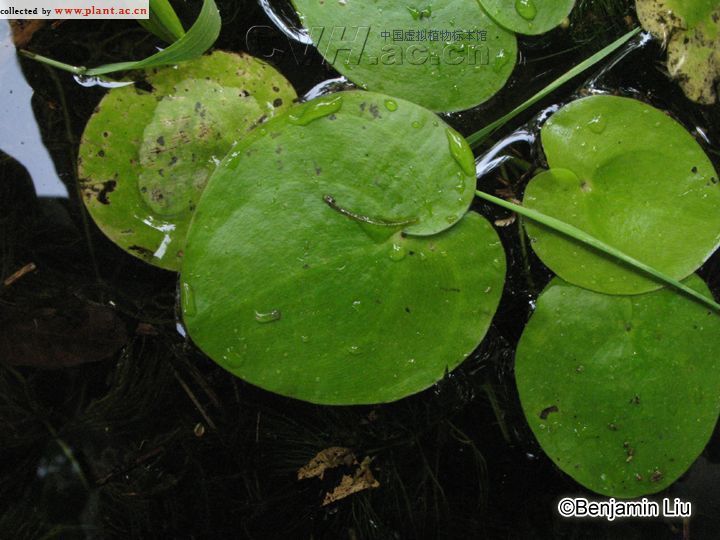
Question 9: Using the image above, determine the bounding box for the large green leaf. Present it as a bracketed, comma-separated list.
[516, 276, 720, 497]
[522, 95, 720, 295]
[290, 0, 517, 112]
[637, 0, 720, 104]
[479, 0, 576, 35]
[181, 91, 506, 404]
[78, 51, 296, 270]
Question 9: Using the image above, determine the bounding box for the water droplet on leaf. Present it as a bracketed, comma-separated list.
[182, 282, 196, 316]
[288, 95, 343, 126]
[446, 129, 475, 176]
[514, 0, 537, 20]
[255, 309, 282, 323]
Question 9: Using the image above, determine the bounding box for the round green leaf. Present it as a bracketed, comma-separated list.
[181, 90, 506, 404]
[516, 275, 720, 497]
[479, 0, 575, 35]
[523, 95, 720, 295]
[78, 51, 296, 270]
[290, 0, 517, 112]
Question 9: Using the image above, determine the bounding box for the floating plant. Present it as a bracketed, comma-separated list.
[637, 0, 720, 104]
[289, 0, 518, 112]
[78, 51, 296, 270]
[522, 94, 720, 295]
[479, 0, 576, 36]
[515, 275, 720, 497]
[180, 91, 506, 404]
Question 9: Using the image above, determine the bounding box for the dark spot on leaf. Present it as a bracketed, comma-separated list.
[96, 180, 116, 205]
[539, 405, 558, 419]
[650, 469, 663, 482]
[273, 98, 283, 107]
[157, 136, 165, 146]
[128, 245, 154, 258]
[97, 150, 105, 158]
[630, 395, 640, 405]
[405, 307, 411, 313]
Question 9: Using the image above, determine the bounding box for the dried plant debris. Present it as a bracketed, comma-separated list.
[298, 448, 380, 505]
[297, 447, 357, 480]
[321, 457, 380, 506]
[637, 0, 720, 104]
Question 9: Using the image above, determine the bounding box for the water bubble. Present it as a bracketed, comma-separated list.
[288, 95, 343, 126]
[514, 0, 537, 20]
[255, 309, 282, 323]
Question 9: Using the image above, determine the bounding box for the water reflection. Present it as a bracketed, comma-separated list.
[0, 19, 68, 198]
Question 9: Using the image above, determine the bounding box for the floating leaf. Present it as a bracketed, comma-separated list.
[290, 0, 517, 112]
[523, 95, 720, 295]
[637, 0, 720, 104]
[181, 91, 505, 404]
[78, 51, 296, 270]
[479, 0, 575, 35]
[515, 276, 720, 497]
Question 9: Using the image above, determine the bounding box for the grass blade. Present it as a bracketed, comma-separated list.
[474, 189, 720, 312]
[19, 0, 219, 77]
[138, 0, 186, 44]
[466, 27, 642, 148]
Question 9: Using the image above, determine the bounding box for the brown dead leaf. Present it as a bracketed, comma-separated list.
[0, 300, 128, 368]
[10, 20, 45, 48]
[322, 457, 380, 506]
[297, 447, 357, 480]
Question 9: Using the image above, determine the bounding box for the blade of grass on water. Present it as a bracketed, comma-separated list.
[19, 0, 219, 76]
[474, 189, 720, 313]
[466, 27, 642, 148]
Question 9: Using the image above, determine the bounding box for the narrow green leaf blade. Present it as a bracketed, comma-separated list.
[466, 27, 641, 147]
[86, 0, 219, 76]
[138, 0, 186, 44]
[474, 189, 720, 312]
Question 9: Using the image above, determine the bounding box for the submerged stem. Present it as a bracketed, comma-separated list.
[475, 189, 720, 313]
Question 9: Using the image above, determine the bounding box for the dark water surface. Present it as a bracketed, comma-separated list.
[2, 1, 720, 538]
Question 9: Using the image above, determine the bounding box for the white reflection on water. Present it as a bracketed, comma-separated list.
[0, 19, 68, 198]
